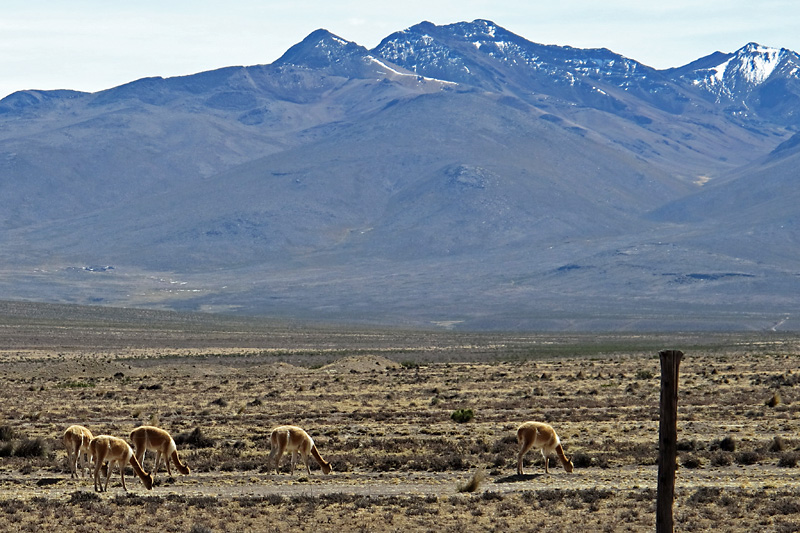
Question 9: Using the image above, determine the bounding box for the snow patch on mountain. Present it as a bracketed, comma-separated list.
[682, 43, 798, 102]
[366, 56, 458, 85]
[738, 43, 783, 84]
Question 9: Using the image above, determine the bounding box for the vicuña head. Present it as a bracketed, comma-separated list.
[516, 421, 574, 475]
[269, 425, 332, 476]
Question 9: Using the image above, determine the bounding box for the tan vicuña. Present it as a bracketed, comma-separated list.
[130, 425, 190, 478]
[516, 421, 574, 475]
[269, 425, 332, 476]
[63, 425, 93, 479]
[89, 435, 154, 492]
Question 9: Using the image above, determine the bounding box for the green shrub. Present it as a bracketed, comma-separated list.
[451, 409, 474, 423]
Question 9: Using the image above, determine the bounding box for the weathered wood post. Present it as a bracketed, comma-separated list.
[656, 349, 683, 533]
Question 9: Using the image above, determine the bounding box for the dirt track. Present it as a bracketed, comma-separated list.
[9, 464, 798, 499]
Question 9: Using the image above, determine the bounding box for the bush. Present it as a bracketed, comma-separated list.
[0, 425, 15, 441]
[778, 453, 798, 468]
[571, 452, 593, 468]
[681, 455, 703, 469]
[718, 436, 736, 452]
[689, 487, 722, 505]
[69, 491, 100, 504]
[457, 468, 486, 492]
[175, 427, 215, 448]
[14, 438, 48, 458]
[735, 451, 761, 465]
[451, 409, 474, 424]
[711, 453, 732, 467]
[209, 397, 228, 408]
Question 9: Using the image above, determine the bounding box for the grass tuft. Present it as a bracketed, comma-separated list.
[457, 468, 486, 493]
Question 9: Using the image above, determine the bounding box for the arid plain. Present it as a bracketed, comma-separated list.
[2, 302, 800, 532]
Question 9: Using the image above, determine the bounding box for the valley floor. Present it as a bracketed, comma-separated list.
[1, 309, 800, 531]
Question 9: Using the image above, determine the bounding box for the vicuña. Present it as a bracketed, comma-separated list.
[269, 425, 332, 475]
[516, 421, 574, 475]
[89, 435, 154, 492]
[63, 424, 93, 479]
[130, 425, 191, 478]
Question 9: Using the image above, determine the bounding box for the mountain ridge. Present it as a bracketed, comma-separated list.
[1, 19, 799, 330]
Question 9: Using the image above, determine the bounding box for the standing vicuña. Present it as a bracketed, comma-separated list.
[89, 435, 154, 492]
[130, 425, 190, 479]
[269, 425, 332, 475]
[63, 425, 93, 479]
[516, 421, 574, 475]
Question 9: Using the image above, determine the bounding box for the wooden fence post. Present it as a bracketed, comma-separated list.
[656, 349, 683, 533]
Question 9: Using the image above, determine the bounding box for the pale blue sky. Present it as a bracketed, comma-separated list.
[1, 0, 799, 99]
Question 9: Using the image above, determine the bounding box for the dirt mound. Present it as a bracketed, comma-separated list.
[320, 355, 400, 373]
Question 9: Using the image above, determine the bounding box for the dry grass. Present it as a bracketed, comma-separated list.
[2, 316, 800, 531]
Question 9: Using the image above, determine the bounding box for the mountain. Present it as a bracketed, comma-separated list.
[1, 20, 799, 331]
[667, 42, 800, 126]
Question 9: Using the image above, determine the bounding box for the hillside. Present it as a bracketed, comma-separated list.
[1, 20, 799, 330]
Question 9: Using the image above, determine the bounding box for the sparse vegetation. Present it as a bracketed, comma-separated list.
[2, 316, 800, 531]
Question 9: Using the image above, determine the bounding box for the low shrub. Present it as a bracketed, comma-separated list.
[0, 425, 15, 441]
[711, 453, 732, 467]
[681, 455, 703, 469]
[689, 487, 722, 505]
[777, 453, 798, 468]
[0, 443, 13, 457]
[719, 436, 736, 452]
[571, 452, 593, 468]
[175, 427, 215, 448]
[735, 451, 761, 466]
[209, 397, 228, 408]
[451, 409, 474, 423]
[14, 438, 48, 458]
[770, 436, 786, 452]
[457, 468, 486, 493]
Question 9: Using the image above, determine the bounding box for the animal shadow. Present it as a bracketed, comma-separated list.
[494, 473, 541, 483]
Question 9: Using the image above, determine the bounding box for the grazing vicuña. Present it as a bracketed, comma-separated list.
[516, 421, 574, 475]
[130, 425, 190, 478]
[89, 435, 154, 492]
[269, 425, 332, 475]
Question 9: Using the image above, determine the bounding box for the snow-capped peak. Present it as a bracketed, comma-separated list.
[676, 42, 799, 103]
[735, 42, 784, 84]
